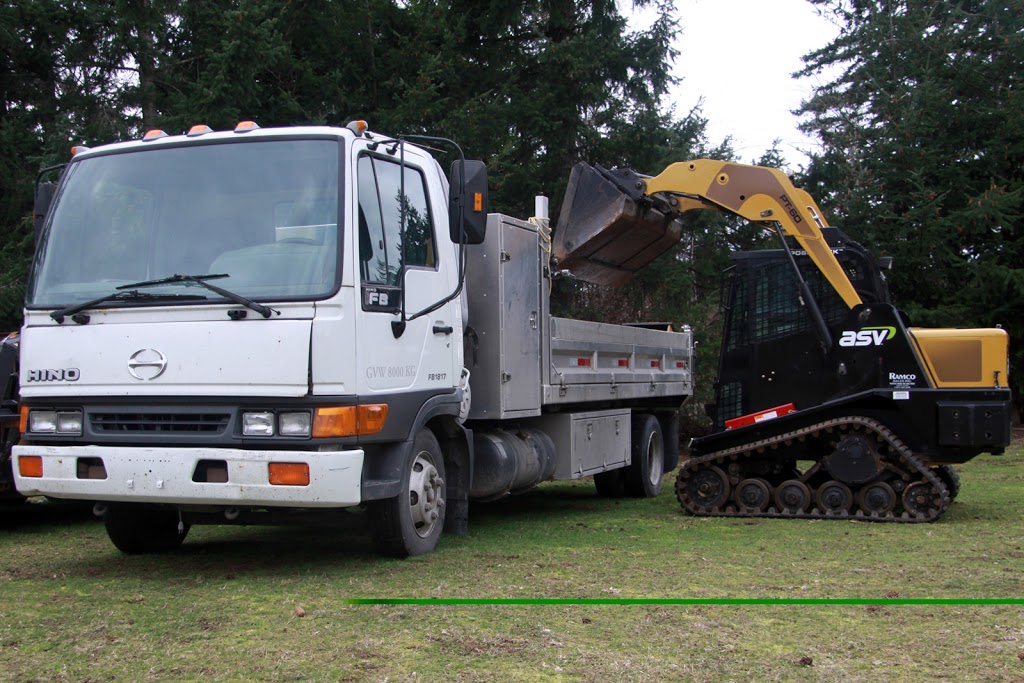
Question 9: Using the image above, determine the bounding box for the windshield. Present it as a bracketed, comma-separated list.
[27, 138, 340, 307]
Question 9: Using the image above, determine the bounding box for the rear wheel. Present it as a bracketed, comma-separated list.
[104, 503, 189, 554]
[625, 414, 664, 498]
[371, 429, 446, 557]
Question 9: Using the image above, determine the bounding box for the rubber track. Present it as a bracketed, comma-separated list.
[675, 416, 951, 523]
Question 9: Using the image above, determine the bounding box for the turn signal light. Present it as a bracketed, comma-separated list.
[313, 407, 357, 437]
[268, 462, 310, 486]
[19, 455, 43, 478]
[357, 404, 388, 435]
[312, 404, 388, 437]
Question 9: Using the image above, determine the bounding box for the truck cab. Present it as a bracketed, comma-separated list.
[16, 123, 471, 555]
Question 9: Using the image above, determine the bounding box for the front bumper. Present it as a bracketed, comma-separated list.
[12, 445, 364, 507]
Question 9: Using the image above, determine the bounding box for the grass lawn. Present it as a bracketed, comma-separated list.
[1, 450, 1022, 681]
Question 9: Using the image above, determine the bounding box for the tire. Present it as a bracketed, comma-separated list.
[370, 429, 446, 558]
[658, 413, 681, 473]
[593, 469, 626, 497]
[104, 503, 189, 554]
[625, 414, 664, 498]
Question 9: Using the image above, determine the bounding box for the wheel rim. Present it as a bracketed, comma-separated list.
[775, 479, 810, 513]
[902, 481, 939, 517]
[646, 430, 665, 488]
[858, 482, 896, 515]
[408, 450, 444, 539]
[816, 480, 853, 514]
[686, 466, 730, 510]
[735, 478, 771, 512]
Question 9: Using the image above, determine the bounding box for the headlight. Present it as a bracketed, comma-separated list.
[28, 409, 82, 435]
[279, 412, 312, 437]
[242, 411, 275, 436]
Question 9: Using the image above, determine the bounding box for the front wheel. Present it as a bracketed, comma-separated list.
[370, 429, 447, 557]
[104, 503, 189, 554]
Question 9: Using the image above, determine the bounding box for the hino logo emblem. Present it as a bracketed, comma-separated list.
[128, 348, 167, 380]
[27, 368, 80, 382]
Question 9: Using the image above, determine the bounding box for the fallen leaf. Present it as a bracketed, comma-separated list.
[798, 656, 813, 666]
[294, 607, 306, 618]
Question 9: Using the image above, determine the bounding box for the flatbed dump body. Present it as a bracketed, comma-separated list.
[465, 214, 692, 420]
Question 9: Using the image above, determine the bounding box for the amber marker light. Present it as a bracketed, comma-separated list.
[312, 404, 389, 437]
[142, 129, 168, 141]
[234, 121, 260, 133]
[19, 405, 28, 434]
[19, 455, 43, 478]
[268, 462, 310, 486]
[356, 404, 389, 435]
[312, 406, 357, 437]
[187, 124, 213, 137]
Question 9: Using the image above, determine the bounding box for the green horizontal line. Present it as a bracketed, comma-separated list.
[346, 598, 1024, 606]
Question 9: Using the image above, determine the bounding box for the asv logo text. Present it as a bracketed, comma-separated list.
[838, 326, 896, 347]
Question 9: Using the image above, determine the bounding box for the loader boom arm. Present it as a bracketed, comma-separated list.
[644, 160, 862, 309]
[554, 159, 863, 309]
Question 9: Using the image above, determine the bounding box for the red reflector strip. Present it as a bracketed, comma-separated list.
[618, 359, 629, 367]
[650, 360, 660, 368]
[676, 361, 685, 368]
[725, 403, 797, 430]
[576, 357, 591, 367]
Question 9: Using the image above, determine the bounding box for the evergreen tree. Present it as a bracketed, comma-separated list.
[798, 0, 1024, 412]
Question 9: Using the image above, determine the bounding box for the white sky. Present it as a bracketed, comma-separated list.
[632, 0, 841, 169]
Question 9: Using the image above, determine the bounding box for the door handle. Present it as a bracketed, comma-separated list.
[432, 323, 454, 335]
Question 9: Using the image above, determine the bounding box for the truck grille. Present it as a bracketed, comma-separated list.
[91, 412, 231, 434]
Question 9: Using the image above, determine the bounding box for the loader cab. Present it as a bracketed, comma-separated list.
[711, 229, 892, 429]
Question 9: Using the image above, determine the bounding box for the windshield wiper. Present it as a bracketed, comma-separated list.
[117, 273, 279, 319]
[49, 273, 278, 324]
[50, 289, 207, 323]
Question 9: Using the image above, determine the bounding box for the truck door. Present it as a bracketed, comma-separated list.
[353, 147, 459, 401]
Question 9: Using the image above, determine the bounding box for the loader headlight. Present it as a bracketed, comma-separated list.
[27, 409, 83, 435]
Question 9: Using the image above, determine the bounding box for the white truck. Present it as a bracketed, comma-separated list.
[14, 122, 693, 556]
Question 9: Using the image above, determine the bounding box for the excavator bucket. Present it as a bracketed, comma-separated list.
[553, 162, 683, 287]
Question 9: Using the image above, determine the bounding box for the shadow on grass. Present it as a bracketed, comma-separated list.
[0, 498, 97, 531]
[42, 480, 652, 581]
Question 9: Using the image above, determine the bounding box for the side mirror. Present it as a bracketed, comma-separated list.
[33, 181, 55, 243]
[449, 160, 488, 245]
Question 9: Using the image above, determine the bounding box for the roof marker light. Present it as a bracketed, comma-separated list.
[70, 145, 90, 156]
[234, 121, 260, 133]
[346, 120, 368, 137]
[187, 124, 213, 137]
[143, 129, 168, 141]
